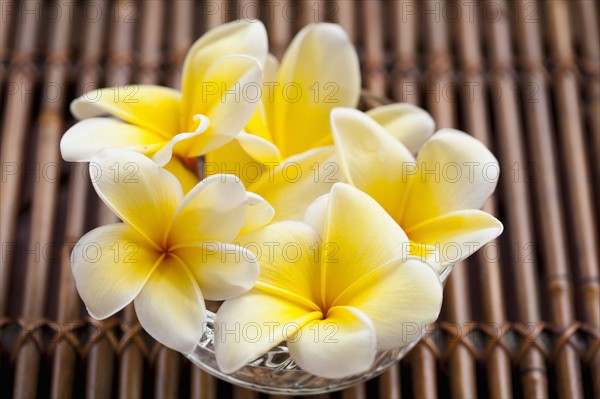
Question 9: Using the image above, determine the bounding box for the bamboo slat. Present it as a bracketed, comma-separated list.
[1, 1, 598, 398]
[484, 1, 549, 396]
[424, 3, 477, 398]
[545, 2, 599, 397]
[455, 1, 512, 396]
[82, 1, 135, 397]
[12, 0, 71, 396]
[1, 0, 40, 316]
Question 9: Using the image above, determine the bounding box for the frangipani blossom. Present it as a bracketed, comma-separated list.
[61, 20, 267, 189]
[71, 148, 273, 353]
[329, 107, 503, 272]
[206, 23, 361, 221]
[214, 183, 442, 379]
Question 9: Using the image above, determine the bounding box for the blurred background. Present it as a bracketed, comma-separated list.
[1, 0, 598, 398]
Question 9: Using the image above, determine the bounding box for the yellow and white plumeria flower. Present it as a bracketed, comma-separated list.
[71, 148, 273, 353]
[206, 23, 361, 221]
[214, 183, 442, 379]
[329, 107, 503, 272]
[61, 20, 268, 191]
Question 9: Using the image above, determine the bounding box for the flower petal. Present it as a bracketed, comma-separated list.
[366, 103, 435, 155]
[287, 306, 376, 379]
[152, 114, 210, 166]
[249, 146, 339, 222]
[245, 54, 280, 142]
[60, 118, 165, 162]
[331, 108, 416, 222]
[401, 129, 500, 228]
[240, 192, 275, 235]
[339, 258, 442, 349]
[406, 210, 503, 269]
[214, 289, 321, 373]
[204, 133, 281, 187]
[71, 85, 181, 139]
[181, 20, 267, 125]
[303, 194, 329, 238]
[272, 23, 361, 156]
[322, 183, 409, 308]
[168, 174, 247, 244]
[264, 53, 280, 85]
[184, 55, 264, 157]
[163, 156, 200, 194]
[407, 242, 442, 274]
[236, 221, 322, 308]
[90, 148, 184, 248]
[205, 138, 266, 187]
[71, 224, 161, 319]
[134, 256, 206, 353]
[172, 243, 259, 301]
[236, 132, 281, 163]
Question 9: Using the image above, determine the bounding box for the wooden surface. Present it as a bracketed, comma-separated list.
[1, 1, 599, 398]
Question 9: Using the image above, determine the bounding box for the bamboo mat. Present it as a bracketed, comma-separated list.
[1, 1, 599, 398]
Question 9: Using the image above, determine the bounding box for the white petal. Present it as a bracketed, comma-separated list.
[303, 194, 329, 238]
[152, 114, 210, 166]
[246, 54, 279, 141]
[181, 20, 268, 123]
[331, 107, 416, 222]
[90, 148, 184, 247]
[240, 192, 275, 234]
[263, 54, 279, 88]
[288, 306, 376, 379]
[71, 224, 161, 319]
[402, 129, 500, 228]
[406, 210, 504, 269]
[236, 221, 322, 307]
[70, 85, 181, 139]
[203, 129, 282, 193]
[249, 146, 339, 222]
[366, 103, 435, 154]
[184, 55, 264, 157]
[134, 256, 207, 353]
[214, 289, 320, 373]
[339, 258, 443, 349]
[322, 183, 410, 307]
[168, 174, 247, 244]
[272, 23, 361, 155]
[237, 132, 281, 163]
[60, 118, 165, 162]
[173, 243, 259, 301]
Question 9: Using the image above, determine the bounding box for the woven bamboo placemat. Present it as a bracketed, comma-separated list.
[1, 1, 598, 398]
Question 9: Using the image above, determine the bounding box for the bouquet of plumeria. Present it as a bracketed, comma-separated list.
[61, 20, 502, 383]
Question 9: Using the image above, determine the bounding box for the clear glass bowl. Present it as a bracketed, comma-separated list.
[185, 266, 452, 395]
[185, 310, 423, 395]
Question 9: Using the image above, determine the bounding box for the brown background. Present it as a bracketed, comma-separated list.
[1, 0, 598, 398]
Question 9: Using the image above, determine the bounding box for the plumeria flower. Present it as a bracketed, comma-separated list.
[329, 107, 503, 274]
[61, 20, 268, 192]
[206, 23, 361, 221]
[71, 148, 273, 353]
[214, 183, 442, 379]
